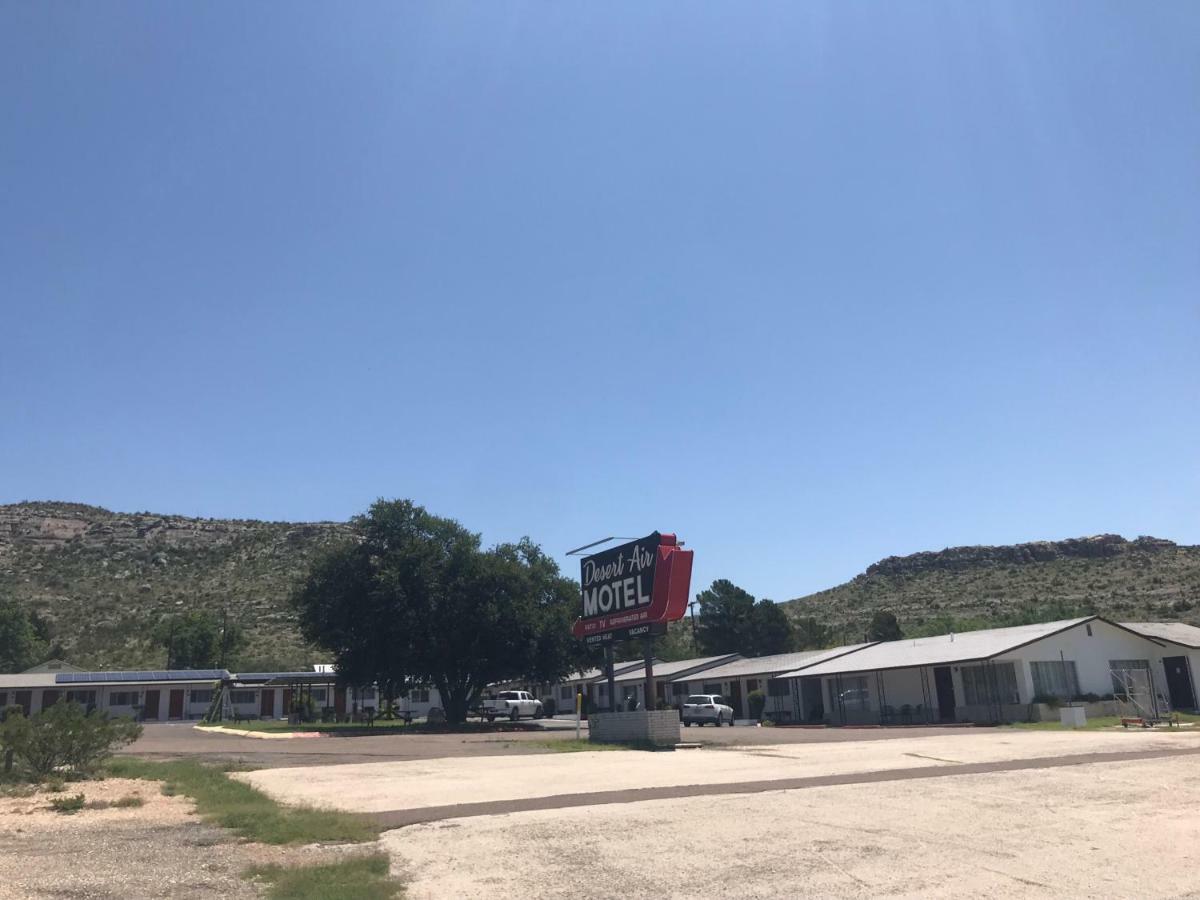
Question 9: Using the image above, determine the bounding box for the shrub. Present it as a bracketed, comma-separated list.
[0, 702, 142, 780]
[49, 793, 85, 814]
[747, 690, 767, 722]
[1031, 694, 1061, 708]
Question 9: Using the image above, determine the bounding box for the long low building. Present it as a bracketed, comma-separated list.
[773, 616, 1185, 725]
[670, 645, 873, 721]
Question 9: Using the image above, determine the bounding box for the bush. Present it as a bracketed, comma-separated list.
[0, 702, 142, 781]
[1031, 694, 1062, 709]
[747, 690, 767, 722]
[49, 793, 85, 814]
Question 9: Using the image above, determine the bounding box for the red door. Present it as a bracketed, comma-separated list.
[168, 689, 184, 719]
[143, 690, 160, 720]
[334, 687, 346, 720]
[260, 690, 275, 718]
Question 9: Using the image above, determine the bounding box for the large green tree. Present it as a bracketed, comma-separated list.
[695, 580, 795, 657]
[293, 499, 579, 723]
[0, 594, 48, 672]
[156, 610, 245, 669]
[746, 599, 794, 656]
[695, 579, 756, 655]
[865, 610, 904, 642]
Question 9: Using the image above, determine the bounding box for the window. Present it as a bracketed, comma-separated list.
[0, 692, 7, 707]
[768, 679, 790, 698]
[1030, 661, 1080, 700]
[409, 689, 430, 703]
[702, 683, 721, 695]
[229, 691, 257, 705]
[190, 690, 213, 704]
[960, 663, 1019, 705]
[829, 677, 869, 711]
[309, 689, 327, 703]
[65, 690, 97, 707]
[109, 692, 138, 706]
[560, 686, 573, 701]
[1109, 659, 1150, 695]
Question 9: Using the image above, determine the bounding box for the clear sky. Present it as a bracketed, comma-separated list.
[2, 3, 1197, 601]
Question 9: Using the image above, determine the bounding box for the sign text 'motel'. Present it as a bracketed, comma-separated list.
[571, 532, 694, 640]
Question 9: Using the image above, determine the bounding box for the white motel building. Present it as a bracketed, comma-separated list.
[1, 616, 1196, 726]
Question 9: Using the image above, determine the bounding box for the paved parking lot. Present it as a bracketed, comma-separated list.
[120, 720, 987, 767]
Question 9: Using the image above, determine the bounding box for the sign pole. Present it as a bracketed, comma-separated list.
[644, 638, 655, 712]
[605, 645, 616, 713]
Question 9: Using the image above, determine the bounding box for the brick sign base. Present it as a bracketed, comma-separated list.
[588, 710, 680, 746]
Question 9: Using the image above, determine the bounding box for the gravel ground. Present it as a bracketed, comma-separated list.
[384, 755, 1200, 899]
[0, 778, 368, 900]
[0, 779, 259, 900]
[238, 727, 1200, 813]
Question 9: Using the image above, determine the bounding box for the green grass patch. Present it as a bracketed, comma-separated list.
[1009, 711, 1200, 731]
[247, 853, 402, 900]
[528, 738, 631, 753]
[106, 758, 378, 844]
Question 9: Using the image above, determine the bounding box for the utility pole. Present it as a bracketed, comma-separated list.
[218, 605, 229, 669]
[688, 600, 699, 653]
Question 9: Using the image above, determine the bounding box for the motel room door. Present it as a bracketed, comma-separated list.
[933, 667, 956, 722]
[1163, 657, 1197, 711]
[168, 689, 185, 719]
[727, 682, 743, 719]
[143, 690, 160, 720]
[261, 690, 275, 718]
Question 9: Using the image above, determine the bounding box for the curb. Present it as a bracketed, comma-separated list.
[193, 724, 324, 740]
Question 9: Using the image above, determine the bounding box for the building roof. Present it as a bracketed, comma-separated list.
[611, 654, 741, 684]
[0, 672, 59, 689]
[55, 669, 230, 686]
[22, 659, 85, 674]
[670, 644, 876, 683]
[1122, 622, 1200, 649]
[568, 661, 646, 683]
[778, 617, 1101, 679]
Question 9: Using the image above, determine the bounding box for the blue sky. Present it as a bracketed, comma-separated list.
[2, 3, 1197, 601]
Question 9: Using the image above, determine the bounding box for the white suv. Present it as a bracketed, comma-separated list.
[682, 694, 735, 727]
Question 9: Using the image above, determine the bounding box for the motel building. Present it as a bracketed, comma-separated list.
[1121, 622, 1200, 711]
[669, 645, 872, 721]
[596, 654, 740, 711]
[771, 616, 1191, 726]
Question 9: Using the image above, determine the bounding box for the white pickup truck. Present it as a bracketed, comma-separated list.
[482, 690, 544, 722]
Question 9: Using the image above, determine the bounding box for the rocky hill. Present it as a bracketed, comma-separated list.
[783, 534, 1200, 642]
[0, 502, 350, 670]
[6, 502, 1200, 670]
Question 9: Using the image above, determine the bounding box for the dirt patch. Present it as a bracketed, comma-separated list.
[0, 779, 376, 899]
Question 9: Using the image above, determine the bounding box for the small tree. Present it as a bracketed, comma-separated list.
[866, 611, 903, 642]
[0, 703, 141, 780]
[0, 595, 48, 672]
